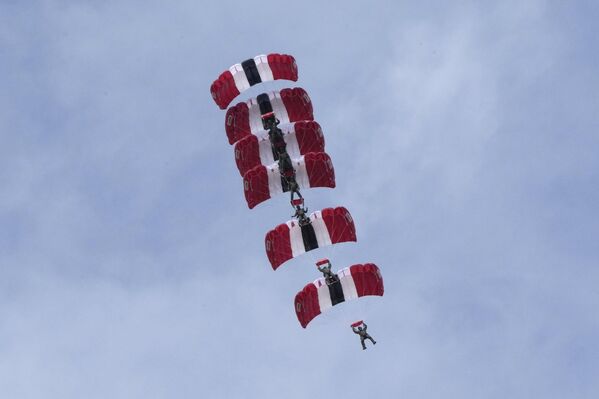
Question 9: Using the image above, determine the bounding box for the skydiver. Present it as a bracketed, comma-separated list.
[316, 259, 338, 285]
[268, 126, 286, 148]
[294, 207, 310, 227]
[285, 172, 303, 205]
[352, 322, 376, 350]
[277, 151, 294, 174]
[279, 154, 303, 203]
[261, 112, 279, 130]
[292, 199, 310, 227]
[263, 114, 288, 154]
[269, 128, 287, 154]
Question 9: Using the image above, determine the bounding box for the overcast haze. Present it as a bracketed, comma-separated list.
[2, 1, 599, 398]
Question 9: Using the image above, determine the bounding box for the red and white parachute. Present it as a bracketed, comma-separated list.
[210, 53, 298, 110]
[295, 263, 384, 328]
[265, 206, 357, 269]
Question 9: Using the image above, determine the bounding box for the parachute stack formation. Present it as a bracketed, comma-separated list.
[210, 53, 384, 329]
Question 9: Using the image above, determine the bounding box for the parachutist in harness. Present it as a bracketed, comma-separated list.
[352, 321, 376, 350]
[279, 160, 302, 204]
[316, 259, 339, 285]
[261, 112, 279, 131]
[277, 151, 294, 175]
[288, 179, 302, 203]
[269, 128, 287, 154]
[263, 113, 288, 155]
[276, 151, 304, 203]
[292, 199, 310, 227]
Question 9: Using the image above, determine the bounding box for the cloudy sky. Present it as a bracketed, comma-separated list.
[1, 1, 598, 398]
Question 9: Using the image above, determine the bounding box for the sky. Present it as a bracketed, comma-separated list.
[1, 1, 599, 398]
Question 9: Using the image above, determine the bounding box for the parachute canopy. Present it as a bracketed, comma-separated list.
[243, 152, 335, 209]
[234, 121, 325, 176]
[265, 206, 356, 269]
[295, 263, 384, 328]
[211, 53, 298, 110]
[225, 87, 313, 144]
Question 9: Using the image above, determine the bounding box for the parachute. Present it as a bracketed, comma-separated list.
[225, 87, 313, 145]
[242, 152, 335, 209]
[295, 263, 384, 328]
[210, 53, 298, 110]
[233, 121, 325, 176]
[265, 206, 356, 270]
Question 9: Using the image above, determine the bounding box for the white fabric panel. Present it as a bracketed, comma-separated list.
[282, 131, 300, 159]
[266, 163, 283, 198]
[293, 155, 310, 188]
[315, 279, 332, 313]
[230, 63, 250, 92]
[269, 94, 290, 124]
[311, 211, 333, 248]
[288, 220, 305, 258]
[254, 55, 274, 82]
[337, 267, 358, 301]
[248, 100, 264, 134]
[258, 138, 275, 166]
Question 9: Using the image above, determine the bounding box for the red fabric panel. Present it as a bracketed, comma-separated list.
[349, 264, 385, 298]
[265, 223, 292, 270]
[242, 165, 270, 209]
[351, 320, 364, 328]
[294, 283, 321, 328]
[267, 53, 299, 81]
[321, 206, 357, 244]
[225, 103, 250, 145]
[281, 88, 314, 122]
[234, 135, 261, 176]
[210, 70, 240, 110]
[294, 121, 325, 154]
[304, 152, 336, 189]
